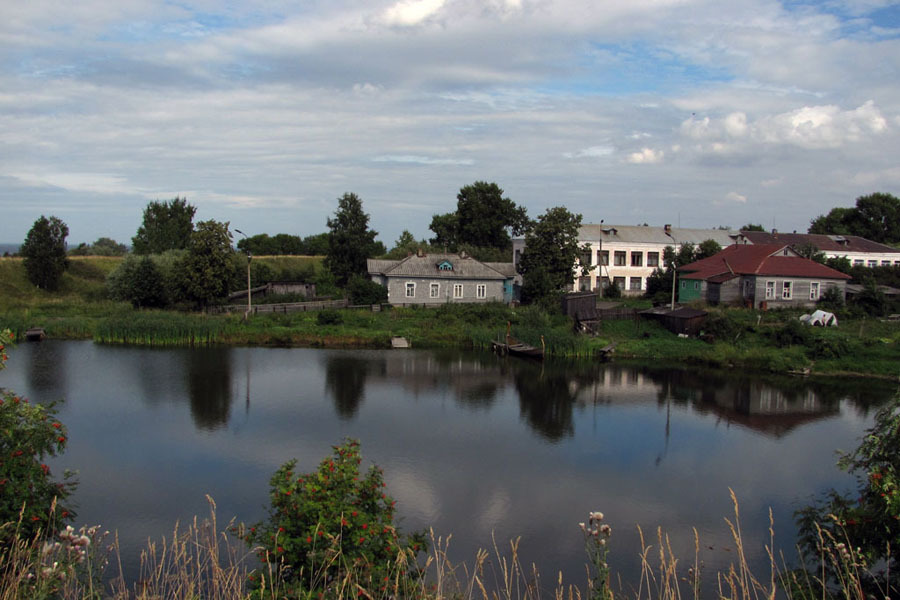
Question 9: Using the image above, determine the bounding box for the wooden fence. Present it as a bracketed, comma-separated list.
[211, 298, 349, 315]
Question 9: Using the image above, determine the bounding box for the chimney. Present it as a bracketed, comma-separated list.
[772, 228, 778, 237]
[664, 224, 671, 233]
[417, 248, 425, 257]
[459, 249, 468, 259]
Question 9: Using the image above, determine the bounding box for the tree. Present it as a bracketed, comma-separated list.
[347, 275, 388, 305]
[132, 197, 196, 254]
[69, 237, 128, 256]
[517, 207, 585, 306]
[809, 193, 900, 244]
[794, 242, 826, 263]
[107, 255, 167, 308]
[740, 223, 766, 232]
[180, 220, 235, 307]
[0, 329, 76, 543]
[21, 215, 69, 291]
[302, 233, 330, 256]
[429, 182, 529, 251]
[324, 193, 380, 287]
[241, 439, 426, 597]
[795, 399, 900, 596]
[694, 239, 722, 261]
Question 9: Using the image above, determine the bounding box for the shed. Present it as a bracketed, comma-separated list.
[641, 307, 708, 336]
[561, 292, 599, 333]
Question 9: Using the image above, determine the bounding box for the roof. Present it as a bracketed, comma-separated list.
[576, 224, 741, 246]
[741, 230, 900, 254]
[367, 253, 514, 280]
[679, 244, 852, 280]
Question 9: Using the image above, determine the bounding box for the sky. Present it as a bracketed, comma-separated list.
[2, 0, 899, 247]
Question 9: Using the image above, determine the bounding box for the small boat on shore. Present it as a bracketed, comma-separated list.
[492, 323, 544, 360]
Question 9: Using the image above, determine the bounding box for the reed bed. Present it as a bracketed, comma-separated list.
[2, 491, 889, 600]
[93, 312, 242, 346]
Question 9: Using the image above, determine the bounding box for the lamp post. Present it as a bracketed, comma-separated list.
[234, 229, 252, 319]
[664, 226, 677, 311]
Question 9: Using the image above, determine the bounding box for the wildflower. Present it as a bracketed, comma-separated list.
[600, 524, 612, 536]
[589, 511, 604, 522]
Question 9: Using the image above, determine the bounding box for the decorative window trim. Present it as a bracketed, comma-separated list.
[765, 281, 775, 299]
[453, 284, 464, 298]
[476, 284, 486, 298]
[782, 281, 792, 300]
[430, 283, 440, 298]
[809, 281, 820, 300]
[405, 282, 416, 298]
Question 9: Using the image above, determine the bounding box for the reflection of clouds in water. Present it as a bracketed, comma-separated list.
[476, 488, 511, 534]
[386, 463, 441, 524]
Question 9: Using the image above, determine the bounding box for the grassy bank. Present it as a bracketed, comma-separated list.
[1, 256, 898, 378]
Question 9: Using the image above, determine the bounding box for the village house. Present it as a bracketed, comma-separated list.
[676, 244, 851, 308]
[512, 224, 742, 295]
[367, 251, 518, 306]
[739, 230, 900, 267]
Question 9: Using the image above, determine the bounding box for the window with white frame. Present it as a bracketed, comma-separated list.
[453, 284, 463, 298]
[476, 284, 486, 298]
[405, 282, 416, 298]
[430, 283, 440, 298]
[809, 282, 820, 300]
[868, 260, 878, 267]
[782, 281, 792, 300]
[765, 281, 775, 299]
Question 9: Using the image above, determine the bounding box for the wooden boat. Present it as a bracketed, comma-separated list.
[492, 323, 544, 359]
[25, 327, 46, 342]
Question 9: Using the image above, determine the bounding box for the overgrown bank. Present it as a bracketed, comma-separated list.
[1, 256, 898, 378]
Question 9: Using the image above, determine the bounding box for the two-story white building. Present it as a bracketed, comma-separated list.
[512, 224, 743, 295]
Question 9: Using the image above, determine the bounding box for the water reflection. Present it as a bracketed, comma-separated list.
[324, 355, 370, 419]
[514, 366, 576, 441]
[185, 347, 233, 430]
[26, 339, 68, 400]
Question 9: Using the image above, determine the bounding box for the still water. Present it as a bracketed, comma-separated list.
[1, 341, 894, 591]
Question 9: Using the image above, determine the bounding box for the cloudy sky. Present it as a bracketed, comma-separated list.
[2, 0, 899, 246]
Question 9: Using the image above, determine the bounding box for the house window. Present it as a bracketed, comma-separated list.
[579, 276, 591, 291]
[405, 282, 416, 298]
[810, 282, 819, 300]
[782, 281, 792, 300]
[601, 251, 609, 266]
[438, 261, 454, 271]
[868, 260, 878, 267]
[613, 276, 625, 290]
[430, 283, 440, 298]
[694, 281, 700, 290]
[453, 284, 463, 298]
[629, 277, 642, 291]
[647, 252, 659, 267]
[476, 284, 486, 298]
[580, 251, 593, 267]
[883, 261, 891, 266]
[765, 281, 775, 299]
[614, 251, 626, 266]
[681, 281, 687, 289]
[853, 259, 864, 266]
[631, 252, 643, 267]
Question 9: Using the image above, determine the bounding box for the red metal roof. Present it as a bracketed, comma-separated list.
[679, 244, 851, 280]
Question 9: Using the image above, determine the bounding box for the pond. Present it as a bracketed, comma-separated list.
[0, 341, 894, 593]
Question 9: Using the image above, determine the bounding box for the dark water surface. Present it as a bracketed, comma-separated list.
[1, 341, 894, 591]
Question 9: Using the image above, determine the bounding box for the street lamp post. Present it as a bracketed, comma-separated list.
[234, 229, 252, 319]
[664, 226, 677, 311]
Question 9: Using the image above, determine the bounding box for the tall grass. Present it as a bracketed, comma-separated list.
[2, 492, 888, 600]
[93, 312, 243, 346]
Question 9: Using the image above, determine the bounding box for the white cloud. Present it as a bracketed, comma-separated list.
[626, 148, 664, 164]
[564, 145, 615, 159]
[380, 0, 445, 27]
[373, 155, 474, 165]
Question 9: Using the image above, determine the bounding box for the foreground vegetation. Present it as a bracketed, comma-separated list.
[1, 256, 898, 378]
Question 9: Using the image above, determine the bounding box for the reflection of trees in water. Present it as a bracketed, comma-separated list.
[324, 355, 370, 420]
[185, 347, 233, 430]
[27, 341, 68, 400]
[514, 365, 579, 442]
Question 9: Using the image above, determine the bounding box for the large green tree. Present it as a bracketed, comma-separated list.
[429, 181, 529, 251]
[181, 220, 235, 307]
[325, 193, 380, 287]
[21, 215, 70, 291]
[809, 192, 900, 244]
[517, 207, 585, 305]
[69, 237, 128, 256]
[132, 197, 197, 254]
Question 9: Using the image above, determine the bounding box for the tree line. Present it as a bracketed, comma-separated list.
[15, 188, 899, 310]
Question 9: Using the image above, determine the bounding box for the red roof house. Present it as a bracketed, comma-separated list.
[677, 245, 851, 308]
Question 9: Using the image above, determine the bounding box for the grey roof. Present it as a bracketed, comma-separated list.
[367, 253, 514, 280]
[741, 231, 900, 254]
[577, 224, 741, 246]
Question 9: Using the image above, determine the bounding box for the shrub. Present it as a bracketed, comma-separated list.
[604, 282, 622, 299]
[347, 276, 388, 306]
[0, 330, 76, 542]
[768, 319, 812, 348]
[317, 309, 344, 326]
[240, 439, 427, 596]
